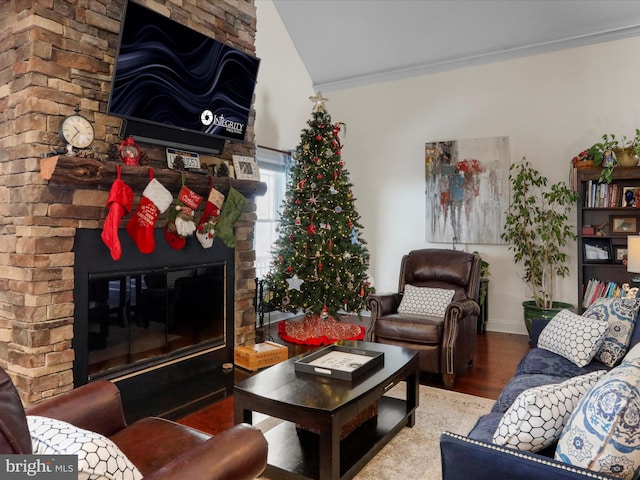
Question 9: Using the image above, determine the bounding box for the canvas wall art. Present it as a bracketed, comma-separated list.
[425, 136, 510, 244]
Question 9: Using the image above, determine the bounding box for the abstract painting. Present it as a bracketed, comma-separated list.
[425, 136, 510, 244]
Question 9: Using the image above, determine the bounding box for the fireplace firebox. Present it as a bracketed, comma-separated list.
[73, 228, 235, 421]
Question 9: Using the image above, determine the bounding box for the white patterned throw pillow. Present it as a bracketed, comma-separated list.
[538, 309, 608, 367]
[493, 370, 607, 452]
[583, 297, 640, 367]
[27, 416, 142, 480]
[397, 284, 455, 317]
[555, 355, 640, 479]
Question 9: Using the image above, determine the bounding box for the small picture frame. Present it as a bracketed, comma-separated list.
[610, 215, 638, 235]
[232, 155, 260, 180]
[583, 238, 611, 264]
[614, 246, 628, 265]
[622, 186, 640, 207]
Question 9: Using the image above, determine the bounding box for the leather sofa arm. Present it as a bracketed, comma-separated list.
[25, 380, 127, 438]
[440, 432, 616, 480]
[142, 423, 268, 480]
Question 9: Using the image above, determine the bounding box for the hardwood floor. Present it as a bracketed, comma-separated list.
[177, 331, 531, 435]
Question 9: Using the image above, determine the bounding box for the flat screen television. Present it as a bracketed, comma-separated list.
[108, 1, 260, 154]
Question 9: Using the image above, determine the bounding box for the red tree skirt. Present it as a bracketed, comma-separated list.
[278, 314, 365, 345]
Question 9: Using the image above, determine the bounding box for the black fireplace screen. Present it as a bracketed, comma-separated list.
[87, 264, 225, 379]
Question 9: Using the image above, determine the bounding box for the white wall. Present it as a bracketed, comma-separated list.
[254, 1, 640, 335]
[254, 0, 315, 149]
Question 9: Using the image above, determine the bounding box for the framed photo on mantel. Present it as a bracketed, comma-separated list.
[232, 155, 260, 181]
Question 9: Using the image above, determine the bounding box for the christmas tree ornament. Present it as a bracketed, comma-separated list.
[286, 275, 303, 291]
[101, 165, 134, 261]
[163, 180, 203, 250]
[196, 186, 225, 248]
[321, 305, 329, 319]
[126, 170, 173, 254]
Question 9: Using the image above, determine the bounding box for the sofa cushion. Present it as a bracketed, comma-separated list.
[538, 310, 608, 367]
[467, 412, 504, 444]
[493, 370, 607, 453]
[397, 284, 454, 317]
[555, 354, 640, 479]
[515, 347, 609, 379]
[27, 416, 142, 480]
[493, 374, 573, 414]
[583, 297, 640, 367]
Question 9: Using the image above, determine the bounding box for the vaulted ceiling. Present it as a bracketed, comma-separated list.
[273, 0, 640, 91]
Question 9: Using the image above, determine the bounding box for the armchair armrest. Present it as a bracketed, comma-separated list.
[440, 432, 615, 480]
[142, 423, 268, 480]
[366, 293, 402, 340]
[25, 380, 127, 437]
[446, 298, 480, 319]
[366, 292, 401, 316]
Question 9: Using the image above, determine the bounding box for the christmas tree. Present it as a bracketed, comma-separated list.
[266, 93, 374, 320]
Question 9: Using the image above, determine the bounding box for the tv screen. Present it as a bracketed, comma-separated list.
[108, 1, 260, 147]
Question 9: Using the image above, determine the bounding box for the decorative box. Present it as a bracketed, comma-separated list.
[582, 225, 595, 235]
[234, 341, 288, 371]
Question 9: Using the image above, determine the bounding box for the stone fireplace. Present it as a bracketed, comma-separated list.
[1, 0, 261, 409]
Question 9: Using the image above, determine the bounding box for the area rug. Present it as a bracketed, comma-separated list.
[278, 314, 365, 345]
[255, 384, 495, 480]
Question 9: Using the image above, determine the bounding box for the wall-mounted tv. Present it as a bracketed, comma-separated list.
[108, 1, 260, 154]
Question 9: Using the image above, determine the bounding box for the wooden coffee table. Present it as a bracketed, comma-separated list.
[234, 340, 419, 480]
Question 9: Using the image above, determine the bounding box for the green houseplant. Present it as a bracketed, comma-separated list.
[587, 134, 619, 183]
[501, 158, 580, 334]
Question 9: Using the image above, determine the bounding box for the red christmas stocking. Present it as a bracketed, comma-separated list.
[196, 186, 225, 248]
[101, 165, 134, 261]
[164, 182, 203, 250]
[126, 171, 173, 254]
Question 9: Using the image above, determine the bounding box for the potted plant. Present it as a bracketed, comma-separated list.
[614, 129, 640, 167]
[587, 133, 619, 183]
[501, 157, 580, 334]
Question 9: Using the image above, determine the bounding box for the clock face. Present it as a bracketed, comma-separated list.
[60, 114, 95, 149]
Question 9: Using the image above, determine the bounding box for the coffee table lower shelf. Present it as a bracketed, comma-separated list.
[263, 396, 409, 480]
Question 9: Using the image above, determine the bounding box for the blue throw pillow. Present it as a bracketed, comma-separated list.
[555, 353, 640, 479]
[583, 298, 640, 367]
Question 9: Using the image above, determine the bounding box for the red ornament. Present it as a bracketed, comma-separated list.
[321, 305, 329, 319]
[307, 224, 316, 234]
[318, 261, 323, 271]
[119, 137, 140, 165]
[317, 174, 323, 179]
[360, 286, 365, 297]
[315, 134, 322, 141]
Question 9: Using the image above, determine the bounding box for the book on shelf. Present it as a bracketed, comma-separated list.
[584, 181, 620, 208]
[582, 278, 623, 308]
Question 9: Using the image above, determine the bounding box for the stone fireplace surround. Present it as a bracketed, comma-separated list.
[1, 0, 261, 410]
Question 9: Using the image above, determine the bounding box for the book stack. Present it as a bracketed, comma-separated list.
[584, 181, 619, 208]
[582, 278, 623, 308]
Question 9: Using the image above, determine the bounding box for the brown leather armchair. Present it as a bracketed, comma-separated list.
[0, 368, 267, 480]
[366, 249, 481, 388]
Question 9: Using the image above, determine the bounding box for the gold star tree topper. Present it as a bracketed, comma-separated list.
[309, 92, 329, 112]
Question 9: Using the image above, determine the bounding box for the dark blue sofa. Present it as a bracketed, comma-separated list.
[439, 317, 640, 480]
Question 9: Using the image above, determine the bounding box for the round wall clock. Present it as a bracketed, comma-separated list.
[59, 107, 95, 149]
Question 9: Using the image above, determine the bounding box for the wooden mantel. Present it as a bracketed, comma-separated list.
[40, 156, 267, 198]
